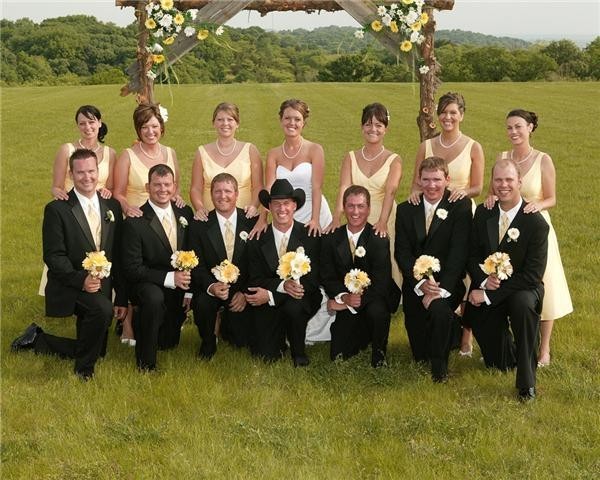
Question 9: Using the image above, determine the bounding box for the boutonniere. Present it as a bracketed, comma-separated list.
[104, 210, 115, 223]
[507, 228, 520, 242]
[436, 208, 448, 220]
[178, 216, 188, 228]
[239, 231, 248, 242]
[355, 246, 366, 258]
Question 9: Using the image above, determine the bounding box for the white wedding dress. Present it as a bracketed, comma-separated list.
[276, 162, 334, 343]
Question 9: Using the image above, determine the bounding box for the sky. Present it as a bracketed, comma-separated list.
[1, 1, 599, 43]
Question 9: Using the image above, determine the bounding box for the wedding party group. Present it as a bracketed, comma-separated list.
[11, 94, 572, 402]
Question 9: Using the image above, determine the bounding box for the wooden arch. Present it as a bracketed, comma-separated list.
[116, 0, 454, 140]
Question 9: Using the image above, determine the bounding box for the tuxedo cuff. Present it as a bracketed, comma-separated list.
[267, 290, 275, 306]
[164, 271, 175, 289]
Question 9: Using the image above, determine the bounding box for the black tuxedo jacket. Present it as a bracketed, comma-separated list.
[395, 190, 472, 304]
[188, 208, 258, 295]
[247, 220, 321, 313]
[43, 190, 126, 317]
[121, 201, 194, 287]
[466, 201, 549, 306]
[321, 223, 400, 312]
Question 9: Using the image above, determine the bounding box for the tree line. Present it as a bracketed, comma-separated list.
[1, 15, 599, 86]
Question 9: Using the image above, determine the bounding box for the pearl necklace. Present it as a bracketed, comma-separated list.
[282, 137, 304, 160]
[216, 139, 237, 156]
[78, 139, 101, 153]
[139, 142, 161, 160]
[438, 132, 462, 149]
[361, 145, 384, 162]
[510, 147, 534, 165]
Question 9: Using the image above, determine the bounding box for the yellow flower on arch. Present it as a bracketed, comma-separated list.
[197, 29, 209, 41]
[371, 20, 383, 32]
[145, 18, 156, 29]
[411, 21, 422, 32]
[420, 12, 429, 25]
[160, 0, 174, 10]
[400, 40, 413, 52]
[163, 36, 175, 46]
[402, 0, 414, 4]
[174, 13, 185, 25]
[389, 21, 399, 33]
[152, 54, 165, 64]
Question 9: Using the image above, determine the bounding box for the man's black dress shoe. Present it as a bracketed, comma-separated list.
[293, 355, 310, 367]
[75, 370, 94, 381]
[432, 373, 449, 384]
[11, 323, 41, 352]
[518, 387, 536, 402]
[199, 341, 217, 360]
[371, 350, 388, 368]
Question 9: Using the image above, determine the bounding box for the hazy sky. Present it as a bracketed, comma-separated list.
[2, 1, 599, 41]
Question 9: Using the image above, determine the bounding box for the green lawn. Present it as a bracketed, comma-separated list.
[2, 83, 599, 479]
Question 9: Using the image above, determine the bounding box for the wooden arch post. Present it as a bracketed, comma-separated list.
[116, 0, 454, 141]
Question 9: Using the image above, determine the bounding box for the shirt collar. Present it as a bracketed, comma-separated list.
[216, 209, 238, 229]
[346, 226, 364, 244]
[74, 189, 99, 212]
[148, 200, 173, 221]
[499, 198, 523, 224]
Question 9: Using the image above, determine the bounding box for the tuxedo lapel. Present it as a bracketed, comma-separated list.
[99, 196, 112, 250]
[353, 224, 372, 270]
[207, 214, 227, 260]
[336, 228, 353, 270]
[487, 206, 500, 251]
[414, 200, 427, 246]
[260, 227, 279, 273]
[143, 203, 172, 252]
[69, 191, 96, 251]
[172, 204, 186, 250]
[426, 191, 450, 241]
[232, 209, 248, 265]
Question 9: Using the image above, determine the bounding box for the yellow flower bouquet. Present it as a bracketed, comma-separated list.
[211, 259, 240, 284]
[413, 255, 441, 281]
[170, 250, 199, 271]
[344, 269, 371, 294]
[277, 246, 311, 282]
[82, 250, 112, 279]
[480, 252, 513, 281]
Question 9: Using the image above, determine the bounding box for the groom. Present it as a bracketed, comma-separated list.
[464, 158, 548, 401]
[11, 149, 127, 379]
[245, 179, 321, 366]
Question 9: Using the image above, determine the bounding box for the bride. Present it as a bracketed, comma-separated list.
[265, 99, 333, 343]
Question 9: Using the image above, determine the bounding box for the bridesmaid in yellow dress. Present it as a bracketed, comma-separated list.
[485, 109, 573, 366]
[40, 105, 117, 296]
[113, 103, 186, 344]
[409, 92, 485, 356]
[328, 102, 403, 287]
[190, 102, 263, 224]
[51, 105, 116, 200]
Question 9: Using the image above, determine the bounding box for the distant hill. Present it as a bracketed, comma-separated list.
[435, 29, 531, 49]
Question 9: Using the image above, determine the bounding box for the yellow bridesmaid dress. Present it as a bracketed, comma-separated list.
[349, 151, 401, 287]
[502, 151, 573, 320]
[125, 146, 175, 208]
[198, 143, 253, 211]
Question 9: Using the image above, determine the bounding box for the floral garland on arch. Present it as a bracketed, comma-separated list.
[144, 0, 224, 81]
[355, 0, 430, 74]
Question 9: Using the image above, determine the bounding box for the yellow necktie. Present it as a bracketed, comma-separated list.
[278, 235, 288, 258]
[87, 203, 101, 250]
[349, 236, 356, 260]
[224, 220, 234, 261]
[425, 206, 435, 234]
[162, 214, 176, 251]
[499, 213, 510, 243]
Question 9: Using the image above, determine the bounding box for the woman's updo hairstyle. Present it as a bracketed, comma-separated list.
[507, 109, 538, 133]
[361, 102, 390, 127]
[279, 99, 310, 121]
[75, 105, 108, 143]
[436, 92, 466, 116]
[212, 102, 240, 124]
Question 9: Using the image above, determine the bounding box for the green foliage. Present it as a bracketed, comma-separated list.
[2, 82, 600, 479]
[0, 16, 598, 86]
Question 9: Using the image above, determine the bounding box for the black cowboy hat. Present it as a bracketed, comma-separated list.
[258, 179, 305, 210]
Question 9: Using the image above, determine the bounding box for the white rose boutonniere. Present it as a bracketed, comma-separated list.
[179, 216, 188, 228]
[436, 208, 448, 220]
[355, 246, 366, 258]
[507, 228, 520, 243]
[239, 231, 248, 242]
[105, 210, 115, 223]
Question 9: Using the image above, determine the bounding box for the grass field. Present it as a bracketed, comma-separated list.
[1, 83, 599, 479]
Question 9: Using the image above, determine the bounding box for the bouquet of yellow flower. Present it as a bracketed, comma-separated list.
[211, 259, 240, 284]
[480, 252, 513, 280]
[170, 250, 199, 271]
[277, 246, 311, 281]
[413, 255, 441, 281]
[344, 269, 371, 294]
[82, 251, 112, 279]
